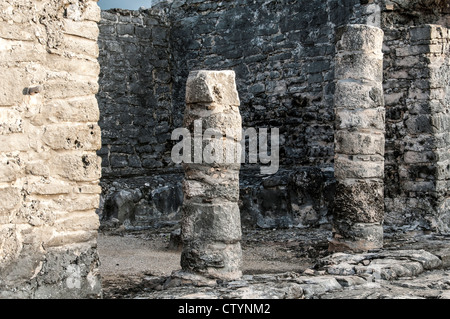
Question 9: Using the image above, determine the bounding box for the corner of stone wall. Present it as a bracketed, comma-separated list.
[382, 2, 450, 233]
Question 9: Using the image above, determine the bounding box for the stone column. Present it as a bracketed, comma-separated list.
[180, 70, 243, 280]
[329, 24, 386, 252]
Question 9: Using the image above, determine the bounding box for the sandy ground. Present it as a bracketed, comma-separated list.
[96, 228, 329, 278]
[96, 228, 450, 299]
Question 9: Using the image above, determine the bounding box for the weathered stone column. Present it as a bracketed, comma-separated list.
[329, 24, 386, 252]
[180, 70, 243, 280]
[0, 0, 102, 298]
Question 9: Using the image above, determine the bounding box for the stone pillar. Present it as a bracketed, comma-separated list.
[329, 24, 386, 252]
[180, 70, 243, 280]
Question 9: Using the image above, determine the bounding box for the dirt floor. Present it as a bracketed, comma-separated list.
[96, 226, 450, 299]
[97, 226, 330, 298]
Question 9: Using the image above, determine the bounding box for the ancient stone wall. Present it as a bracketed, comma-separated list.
[96, 9, 181, 230]
[382, 2, 450, 232]
[180, 70, 243, 280]
[96, 0, 450, 234]
[96, 0, 369, 231]
[0, 0, 102, 298]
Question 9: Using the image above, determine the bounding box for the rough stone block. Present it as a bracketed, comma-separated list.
[63, 19, 99, 40]
[182, 202, 242, 243]
[183, 179, 240, 202]
[184, 110, 242, 135]
[404, 151, 436, 164]
[52, 153, 102, 182]
[44, 80, 99, 99]
[395, 45, 430, 57]
[0, 133, 29, 152]
[410, 25, 433, 41]
[43, 96, 100, 123]
[335, 131, 384, 155]
[184, 165, 240, 182]
[432, 113, 450, 133]
[402, 181, 435, 192]
[336, 107, 385, 131]
[329, 222, 383, 252]
[26, 180, 73, 195]
[336, 24, 384, 53]
[43, 124, 101, 151]
[405, 114, 433, 134]
[436, 160, 450, 179]
[0, 67, 27, 106]
[0, 38, 46, 63]
[117, 24, 135, 36]
[186, 70, 240, 106]
[0, 21, 35, 41]
[63, 34, 99, 58]
[46, 54, 100, 77]
[45, 230, 98, 248]
[335, 53, 383, 83]
[55, 212, 100, 232]
[32, 244, 101, 298]
[180, 241, 242, 280]
[334, 154, 384, 179]
[334, 80, 384, 109]
[0, 187, 22, 213]
[0, 158, 21, 182]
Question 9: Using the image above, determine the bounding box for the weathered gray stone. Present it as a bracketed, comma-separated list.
[185, 70, 240, 106]
[182, 202, 242, 243]
[181, 70, 243, 280]
[332, 180, 384, 224]
[334, 80, 384, 109]
[0, 0, 103, 298]
[329, 222, 384, 252]
[331, 24, 385, 252]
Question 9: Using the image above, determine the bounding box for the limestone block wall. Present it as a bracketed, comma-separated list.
[181, 70, 243, 280]
[96, 0, 370, 231]
[96, 9, 182, 230]
[0, 0, 102, 298]
[382, 3, 450, 232]
[95, 0, 450, 234]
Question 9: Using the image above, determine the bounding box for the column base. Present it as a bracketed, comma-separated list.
[328, 223, 383, 253]
[181, 241, 242, 280]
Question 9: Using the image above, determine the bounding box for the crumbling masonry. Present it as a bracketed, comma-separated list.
[0, 0, 102, 298]
[1, 0, 450, 297]
[181, 70, 243, 280]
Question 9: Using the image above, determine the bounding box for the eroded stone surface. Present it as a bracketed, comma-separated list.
[331, 24, 385, 252]
[181, 70, 243, 280]
[99, 228, 450, 300]
[0, 0, 102, 298]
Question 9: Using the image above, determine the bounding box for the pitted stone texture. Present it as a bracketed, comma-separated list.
[336, 24, 384, 53]
[186, 70, 240, 106]
[334, 154, 385, 179]
[336, 108, 385, 131]
[332, 24, 385, 252]
[334, 80, 384, 109]
[335, 131, 384, 155]
[182, 202, 242, 244]
[335, 53, 383, 83]
[180, 242, 243, 280]
[332, 180, 384, 224]
[321, 249, 442, 280]
[0, 0, 102, 298]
